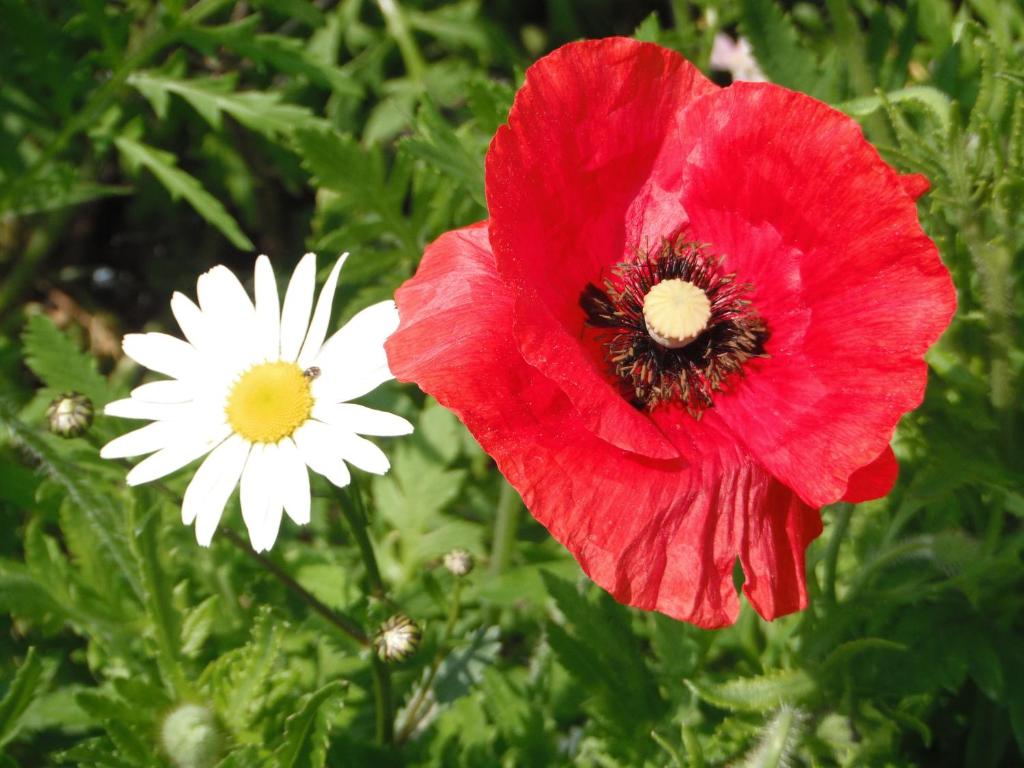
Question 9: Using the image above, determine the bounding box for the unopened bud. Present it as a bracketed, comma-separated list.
[160, 704, 222, 768]
[46, 392, 93, 438]
[443, 548, 474, 577]
[373, 614, 421, 663]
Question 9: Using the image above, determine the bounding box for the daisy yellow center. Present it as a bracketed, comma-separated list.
[642, 279, 712, 349]
[226, 361, 313, 443]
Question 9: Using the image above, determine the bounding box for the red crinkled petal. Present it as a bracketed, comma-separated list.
[486, 37, 718, 461]
[900, 173, 930, 201]
[671, 83, 956, 508]
[386, 224, 822, 627]
[842, 445, 899, 503]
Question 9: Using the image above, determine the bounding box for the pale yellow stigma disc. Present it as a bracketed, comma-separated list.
[226, 361, 313, 443]
[642, 279, 712, 349]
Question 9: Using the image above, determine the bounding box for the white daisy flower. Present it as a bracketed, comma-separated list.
[101, 253, 412, 552]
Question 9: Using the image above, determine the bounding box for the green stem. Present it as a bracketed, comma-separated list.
[822, 502, 853, 605]
[371, 656, 395, 745]
[336, 479, 395, 746]
[489, 481, 521, 577]
[375, 0, 426, 83]
[222, 528, 369, 646]
[340, 480, 386, 598]
[396, 578, 463, 744]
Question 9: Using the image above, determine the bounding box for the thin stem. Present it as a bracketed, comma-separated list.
[371, 656, 395, 745]
[375, 0, 426, 83]
[339, 479, 387, 598]
[222, 528, 369, 646]
[822, 502, 853, 605]
[396, 578, 463, 744]
[335, 479, 395, 746]
[489, 480, 521, 577]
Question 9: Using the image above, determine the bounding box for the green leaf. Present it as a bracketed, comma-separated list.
[540, 572, 665, 748]
[272, 681, 344, 768]
[738, 0, 824, 96]
[687, 670, 817, 713]
[0, 649, 53, 749]
[0, 406, 143, 603]
[736, 707, 805, 768]
[180, 595, 220, 658]
[114, 137, 253, 250]
[128, 72, 325, 139]
[22, 314, 110, 406]
[837, 86, 952, 133]
[201, 608, 282, 734]
[400, 103, 485, 207]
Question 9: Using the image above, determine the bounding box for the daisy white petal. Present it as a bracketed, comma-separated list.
[297, 253, 348, 368]
[130, 380, 193, 403]
[171, 292, 207, 350]
[240, 443, 284, 552]
[254, 255, 281, 361]
[312, 402, 413, 436]
[293, 420, 351, 488]
[279, 253, 317, 362]
[312, 300, 399, 403]
[101, 420, 187, 459]
[123, 333, 199, 380]
[334, 430, 391, 475]
[277, 438, 311, 525]
[125, 425, 232, 486]
[105, 399, 197, 421]
[197, 265, 261, 369]
[184, 435, 250, 545]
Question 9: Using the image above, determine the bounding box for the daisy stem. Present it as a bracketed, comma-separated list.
[221, 528, 370, 646]
[822, 502, 853, 605]
[489, 480, 521, 577]
[395, 578, 463, 744]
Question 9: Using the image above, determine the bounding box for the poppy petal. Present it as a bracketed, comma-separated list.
[842, 445, 899, 503]
[486, 37, 718, 460]
[387, 224, 821, 626]
[672, 83, 955, 507]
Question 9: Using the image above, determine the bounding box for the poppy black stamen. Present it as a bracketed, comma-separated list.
[580, 238, 768, 416]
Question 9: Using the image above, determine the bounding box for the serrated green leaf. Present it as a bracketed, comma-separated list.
[180, 595, 220, 658]
[22, 314, 110, 406]
[737, 706, 805, 768]
[0, 649, 53, 749]
[114, 137, 253, 250]
[400, 102, 485, 207]
[201, 608, 281, 734]
[687, 670, 817, 713]
[128, 72, 325, 138]
[272, 681, 344, 768]
[0, 406, 143, 603]
[838, 86, 952, 133]
[738, 0, 824, 96]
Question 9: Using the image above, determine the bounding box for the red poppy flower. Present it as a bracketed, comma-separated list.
[385, 38, 955, 628]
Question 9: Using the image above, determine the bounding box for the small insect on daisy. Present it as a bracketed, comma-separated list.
[101, 253, 412, 552]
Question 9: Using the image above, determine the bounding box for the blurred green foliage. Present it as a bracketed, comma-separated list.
[0, 0, 1022, 766]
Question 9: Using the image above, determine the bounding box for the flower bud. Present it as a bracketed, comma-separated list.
[46, 392, 93, 438]
[373, 614, 421, 663]
[160, 704, 222, 768]
[443, 548, 474, 577]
